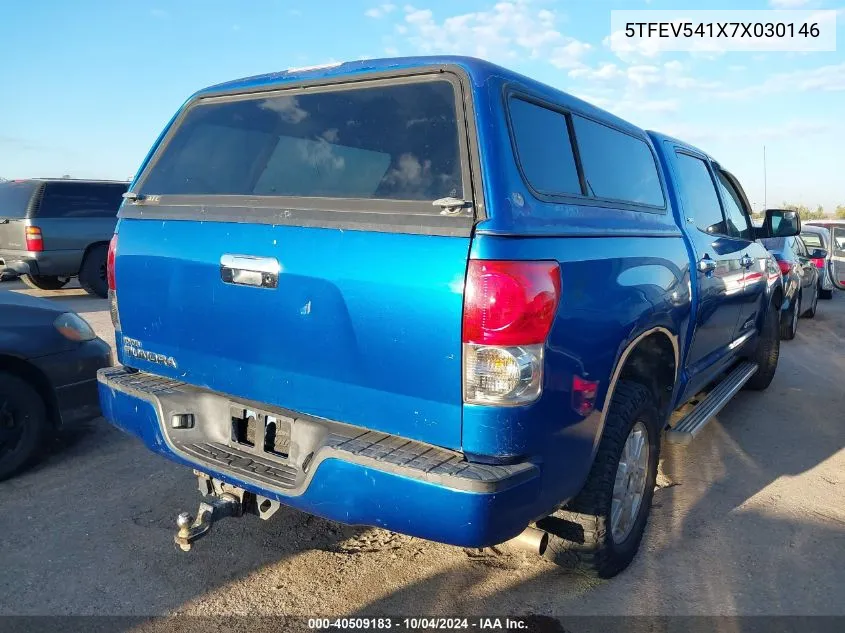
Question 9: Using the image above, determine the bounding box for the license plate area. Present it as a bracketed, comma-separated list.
[230, 404, 292, 459]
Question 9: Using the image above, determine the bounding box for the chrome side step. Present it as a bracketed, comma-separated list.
[666, 361, 758, 446]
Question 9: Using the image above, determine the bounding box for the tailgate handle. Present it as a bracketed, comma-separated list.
[220, 254, 280, 289]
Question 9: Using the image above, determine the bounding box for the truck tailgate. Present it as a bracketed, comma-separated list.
[116, 218, 469, 449]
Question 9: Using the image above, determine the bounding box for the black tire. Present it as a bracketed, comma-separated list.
[803, 286, 818, 318]
[21, 274, 70, 291]
[820, 288, 834, 300]
[538, 381, 660, 578]
[744, 300, 780, 391]
[78, 244, 109, 298]
[0, 372, 48, 481]
[780, 294, 799, 340]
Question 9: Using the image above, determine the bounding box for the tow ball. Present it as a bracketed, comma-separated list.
[174, 492, 242, 551]
[174, 471, 281, 552]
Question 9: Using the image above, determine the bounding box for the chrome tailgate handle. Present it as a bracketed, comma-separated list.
[220, 254, 280, 289]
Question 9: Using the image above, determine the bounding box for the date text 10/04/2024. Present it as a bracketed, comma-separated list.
[308, 618, 531, 630]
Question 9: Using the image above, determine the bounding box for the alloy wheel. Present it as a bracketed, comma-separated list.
[611, 421, 650, 544]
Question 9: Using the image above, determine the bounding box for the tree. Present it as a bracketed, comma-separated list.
[836, 205, 845, 219]
[782, 202, 824, 221]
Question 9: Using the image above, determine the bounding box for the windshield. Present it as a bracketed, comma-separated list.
[800, 232, 824, 248]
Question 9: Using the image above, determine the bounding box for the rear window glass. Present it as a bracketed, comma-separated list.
[508, 98, 581, 196]
[140, 80, 463, 202]
[40, 182, 128, 218]
[0, 181, 38, 218]
[760, 237, 786, 251]
[801, 233, 823, 248]
[572, 116, 665, 207]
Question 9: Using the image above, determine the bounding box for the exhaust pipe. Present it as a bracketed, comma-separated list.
[502, 526, 549, 555]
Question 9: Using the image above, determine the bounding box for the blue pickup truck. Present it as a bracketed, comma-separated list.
[97, 56, 800, 577]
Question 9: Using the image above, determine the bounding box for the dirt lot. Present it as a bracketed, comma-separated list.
[1, 278, 844, 619]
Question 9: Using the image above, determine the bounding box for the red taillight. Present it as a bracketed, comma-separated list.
[463, 260, 561, 346]
[107, 234, 117, 291]
[777, 259, 793, 276]
[811, 257, 825, 269]
[25, 226, 43, 252]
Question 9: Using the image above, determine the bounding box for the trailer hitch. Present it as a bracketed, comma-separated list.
[174, 492, 242, 552]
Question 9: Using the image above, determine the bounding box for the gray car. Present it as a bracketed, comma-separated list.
[805, 219, 845, 293]
[800, 225, 836, 300]
[0, 179, 127, 297]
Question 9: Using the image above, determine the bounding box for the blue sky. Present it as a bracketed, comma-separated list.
[1, 0, 842, 211]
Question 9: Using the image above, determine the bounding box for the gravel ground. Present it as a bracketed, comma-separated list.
[0, 278, 843, 620]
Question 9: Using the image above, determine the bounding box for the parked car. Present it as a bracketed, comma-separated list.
[805, 219, 845, 291]
[0, 291, 111, 480]
[97, 56, 797, 578]
[0, 179, 128, 298]
[759, 235, 821, 339]
[800, 225, 836, 300]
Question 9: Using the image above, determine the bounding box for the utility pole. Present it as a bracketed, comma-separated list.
[763, 145, 768, 210]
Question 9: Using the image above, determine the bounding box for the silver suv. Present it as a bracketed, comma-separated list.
[0, 179, 127, 297]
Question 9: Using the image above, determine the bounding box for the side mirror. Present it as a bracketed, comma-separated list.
[758, 209, 802, 239]
[808, 248, 828, 260]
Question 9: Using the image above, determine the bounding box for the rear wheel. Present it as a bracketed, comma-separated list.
[539, 381, 659, 578]
[744, 300, 780, 391]
[78, 244, 109, 298]
[780, 294, 799, 340]
[21, 274, 70, 291]
[0, 372, 48, 481]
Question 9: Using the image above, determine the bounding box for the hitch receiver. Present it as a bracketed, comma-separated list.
[174, 492, 241, 552]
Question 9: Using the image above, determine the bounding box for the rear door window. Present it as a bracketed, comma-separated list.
[140, 79, 464, 204]
[673, 153, 726, 235]
[508, 98, 581, 196]
[572, 116, 665, 207]
[0, 181, 38, 218]
[716, 172, 752, 240]
[40, 182, 127, 218]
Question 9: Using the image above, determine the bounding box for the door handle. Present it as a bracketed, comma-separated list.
[698, 257, 717, 274]
[220, 254, 280, 289]
[740, 254, 754, 269]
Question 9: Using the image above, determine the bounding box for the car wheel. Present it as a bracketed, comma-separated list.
[21, 275, 71, 291]
[538, 381, 659, 578]
[780, 294, 799, 340]
[0, 372, 48, 481]
[78, 244, 109, 298]
[744, 299, 780, 391]
[804, 286, 818, 318]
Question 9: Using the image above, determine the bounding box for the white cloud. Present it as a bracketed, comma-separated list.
[717, 62, 845, 99]
[769, 0, 812, 7]
[568, 59, 720, 92]
[661, 119, 836, 144]
[576, 93, 680, 116]
[396, 1, 591, 66]
[366, 3, 397, 19]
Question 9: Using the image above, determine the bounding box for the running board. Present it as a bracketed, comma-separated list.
[666, 361, 758, 446]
